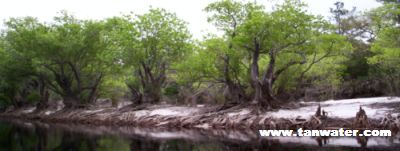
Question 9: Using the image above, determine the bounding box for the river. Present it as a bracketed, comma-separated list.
[1, 118, 400, 151]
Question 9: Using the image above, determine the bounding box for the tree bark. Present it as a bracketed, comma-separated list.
[143, 84, 162, 103]
[131, 88, 143, 104]
[261, 50, 277, 105]
[86, 73, 102, 104]
[137, 63, 165, 104]
[250, 38, 263, 104]
[36, 78, 49, 110]
[248, 40, 278, 107]
[63, 95, 79, 108]
[222, 55, 244, 104]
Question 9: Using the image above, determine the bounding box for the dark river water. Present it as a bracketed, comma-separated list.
[1, 118, 400, 151]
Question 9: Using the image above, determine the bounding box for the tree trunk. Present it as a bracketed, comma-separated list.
[36, 78, 49, 110]
[261, 50, 277, 106]
[222, 55, 243, 104]
[63, 95, 79, 108]
[86, 74, 102, 104]
[250, 38, 263, 104]
[221, 29, 246, 104]
[223, 82, 245, 104]
[143, 84, 162, 103]
[247, 40, 278, 108]
[137, 63, 165, 104]
[128, 86, 143, 104]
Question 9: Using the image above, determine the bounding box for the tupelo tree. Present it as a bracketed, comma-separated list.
[110, 8, 192, 104]
[204, 0, 350, 107]
[204, 0, 258, 104]
[5, 13, 115, 108]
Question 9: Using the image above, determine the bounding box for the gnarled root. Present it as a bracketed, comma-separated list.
[289, 105, 327, 129]
[352, 106, 370, 129]
[380, 113, 400, 134]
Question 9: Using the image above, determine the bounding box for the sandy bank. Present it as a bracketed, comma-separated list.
[1, 97, 400, 130]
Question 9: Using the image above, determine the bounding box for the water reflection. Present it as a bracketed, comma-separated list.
[0, 118, 400, 151]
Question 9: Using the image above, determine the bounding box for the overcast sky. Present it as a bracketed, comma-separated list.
[0, 0, 381, 39]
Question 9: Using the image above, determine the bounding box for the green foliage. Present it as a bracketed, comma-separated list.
[365, 2, 400, 95]
[367, 3, 400, 68]
[107, 8, 192, 103]
[368, 26, 400, 95]
[204, 0, 261, 34]
[369, 27, 400, 65]
[177, 38, 223, 80]
[0, 36, 39, 107]
[0, 0, 399, 108]
[26, 92, 41, 104]
[114, 8, 192, 67]
[259, 1, 348, 90]
[3, 12, 119, 106]
[163, 82, 179, 96]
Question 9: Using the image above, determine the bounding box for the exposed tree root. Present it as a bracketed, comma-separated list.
[1, 104, 399, 132]
[380, 113, 400, 134]
[352, 107, 370, 129]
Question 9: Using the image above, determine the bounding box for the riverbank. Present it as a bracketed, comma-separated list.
[2, 117, 400, 149]
[1, 97, 400, 131]
[3, 118, 400, 150]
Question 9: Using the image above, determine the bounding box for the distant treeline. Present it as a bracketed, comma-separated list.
[0, 0, 399, 109]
